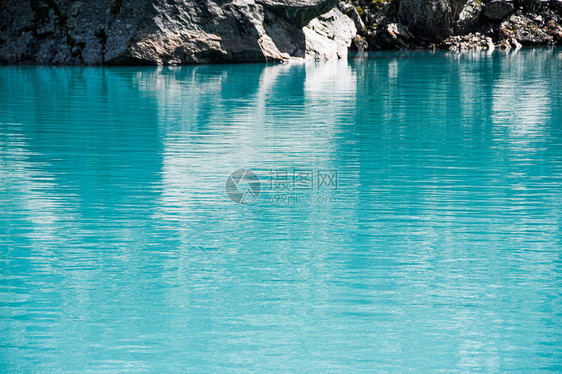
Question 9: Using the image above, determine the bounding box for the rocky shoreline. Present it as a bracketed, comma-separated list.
[0, 0, 356, 65]
[348, 0, 562, 51]
[0, 0, 560, 65]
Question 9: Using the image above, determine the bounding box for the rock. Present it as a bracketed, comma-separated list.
[257, 0, 338, 27]
[395, 0, 468, 40]
[497, 39, 511, 49]
[510, 37, 523, 48]
[483, 1, 514, 21]
[0, 0, 356, 65]
[442, 32, 495, 50]
[552, 0, 562, 13]
[352, 35, 368, 51]
[519, 0, 544, 12]
[348, 0, 562, 50]
[478, 23, 498, 36]
[338, 2, 366, 33]
[373, 22, 415, 48]
[533, 14, 543, 24]
[500, 14, 554, 44]
[455, 0, 483, 34]
[352, 0, 562, 49]
[303, 8, 357, 59]
[386, 22, 414, 41]
[545, 20, 562, 42]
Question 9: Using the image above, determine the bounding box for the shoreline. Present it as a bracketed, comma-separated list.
[1, 1, 560, 66]
[0, 45, 558, 68]
[349, 0, 562, 52]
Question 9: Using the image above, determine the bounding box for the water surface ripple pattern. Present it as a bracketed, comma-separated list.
[1, 49, 562, 372]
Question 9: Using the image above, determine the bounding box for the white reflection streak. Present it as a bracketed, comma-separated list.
[0, 124, 61, 243]
[146, 61, 358, 311]
[152, 61, 357, 217]
[491, 58, 550, 143]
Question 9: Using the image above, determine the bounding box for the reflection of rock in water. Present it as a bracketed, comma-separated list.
[136, 61, 357, 216]
[490, 49, 557, 144]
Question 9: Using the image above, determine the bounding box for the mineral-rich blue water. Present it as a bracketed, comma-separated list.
[1, 49, 561, 372]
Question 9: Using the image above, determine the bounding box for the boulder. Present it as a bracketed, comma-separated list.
[396, 0, 468, 40]
[510, 37, 523, 49]
[0, 0, 356, 65]
[483, 1, 514, 21]
[455, 0, 483, 34]
[552, 0, 562, 13]
[338, 2, 366, 33]
[384, 22, 415, 44]
[442, 32, 495, 50]
[545, 20, 562, 42]
[500, 14, 553, 44]
[518, 0, 545, 12]
[256, 0, 338, 27]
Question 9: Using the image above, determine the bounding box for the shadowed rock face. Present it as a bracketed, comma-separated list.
[396, 0, 468, 40]
[0, 0, 355, 65]
[483, 1, 515, 21]
[257, 0, 339, 27]
[350, 0, 561, 50]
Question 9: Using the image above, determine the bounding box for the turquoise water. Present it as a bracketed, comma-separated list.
[1, 49, 562, 372]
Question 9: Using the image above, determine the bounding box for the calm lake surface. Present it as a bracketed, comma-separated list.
[1, 49, 562, 372]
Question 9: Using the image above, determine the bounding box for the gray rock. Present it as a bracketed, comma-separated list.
[455, 0, 483, 34]
[500, 14, 553, 44]
[510, 37, 523, 49]
[545, 20, 562, 42]
[483, 1, 514, 21]
[0, 0, 355, 65]
[519, 0, 544, 12]
[442, 32, 495, 50]
[552, 0, 562, 13]
[381, 22, 415, 45]
[396, 0, 468, 40]
[352, 35, 368, 51]
[338, 2, 366, 33]
[257, 0, 338, 27]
